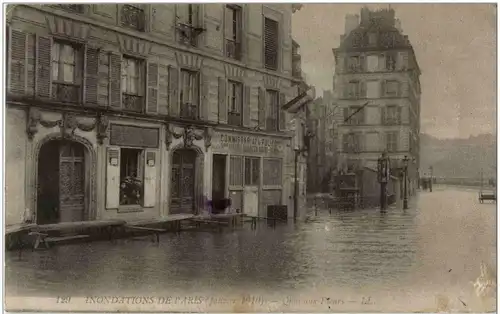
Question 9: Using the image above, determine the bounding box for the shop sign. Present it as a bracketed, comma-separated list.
[212, 132, 285, 155]
[110, 124, 160, 148]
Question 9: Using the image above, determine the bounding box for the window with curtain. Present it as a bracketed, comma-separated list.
[51, 41, 82, 103]
[228, 80, 242, 126]
[265, 89, 279, 131]
[180, 69, 199, 119]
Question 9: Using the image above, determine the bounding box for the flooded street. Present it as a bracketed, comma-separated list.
[5, 186, 496, 312]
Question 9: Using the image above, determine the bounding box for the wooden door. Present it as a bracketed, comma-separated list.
[170, 149, 197, 214]
[59, 141, 86, 222]
[212, 155, 226, 200]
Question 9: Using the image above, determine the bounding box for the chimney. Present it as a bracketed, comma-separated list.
[344, 14, 359, 35]
[395, 18, 403, 33]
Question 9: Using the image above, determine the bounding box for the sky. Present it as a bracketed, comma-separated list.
[291, 3, 496, 139]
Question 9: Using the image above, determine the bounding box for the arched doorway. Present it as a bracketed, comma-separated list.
[170, 148, 198, 214]
[37, 139, 87, 224]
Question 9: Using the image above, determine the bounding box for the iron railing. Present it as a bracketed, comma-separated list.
[225, 39, 241, 60]
[52, 82, 81, 103]
[228, 112, 242, 126]
[58, 4, 84, 13]
[180, 102, 199, 120]
[122, 93, 144, 112]
[121, 5, 145, 31]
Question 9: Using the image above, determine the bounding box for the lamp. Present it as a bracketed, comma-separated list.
[403, 155, 409, 209]
[377, 151, 390, 211]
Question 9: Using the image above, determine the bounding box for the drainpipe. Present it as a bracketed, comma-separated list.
[294, 149, 299, 222]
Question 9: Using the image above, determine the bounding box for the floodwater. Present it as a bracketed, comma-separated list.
[5, 186, 497, 312]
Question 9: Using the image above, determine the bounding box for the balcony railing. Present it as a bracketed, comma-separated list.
[265, 117, 278, 132]
[180, 102, 199, 120]
[58, 4, 85, 13]
[121, 5, 145, 31]
[52, 82, 81, 103]
[177, 23, 201, 47]
[228, 112, 242, 126]
[225, 39, 241, 60]
[122, 93, 144, 112]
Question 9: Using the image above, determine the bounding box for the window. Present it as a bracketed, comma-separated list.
[230, 156, 243, 186]
[385, 80, 399, 96]
[228, 80, 242, 126]
[366, 55, 379, 72]
[366, 80, 380, 98]
[368, 33, 377, 46]
[263, 158, 282, 186]
[264, 17, 279, 70]
[347, 81, 360, 98]
[386, 132, 398, 152]
[180, 69, 199, 119]
[225, 5, 242, 60]
[343, 133, 361, 153]
[51, 41, 82, 103]
[120, 148, 144, 206]
[177, 4, 199, 46]
[385, 105, 400, 124]
[244, 157, 260, 185]
[121, 5, 145, 32]
[347, 56, 360, 72]
[121, 56, 143, 112]
[385, 53, 396, 71]
[265, 90, 279, 131]
[346, 106, 364, 125]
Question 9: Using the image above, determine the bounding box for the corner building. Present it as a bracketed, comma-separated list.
[5, 4, 307, 225]
[332, 8, 421, 191]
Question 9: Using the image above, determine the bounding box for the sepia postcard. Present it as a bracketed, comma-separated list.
[3, 2, 497, 313]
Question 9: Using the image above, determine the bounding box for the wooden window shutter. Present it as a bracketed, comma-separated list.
[146, 61, 159, 114]
[105, 147, 120, 209]
[359, 55, 365, 72]
[380, 79, 386, 97]
[397, 106, 402, 124]
[84, 46, 99, 105]
[360, 81, 366, 98]
[158, 64, 169, 115]
[36, 35, 52, 98]
[258, 87, 266, 129]
[264, 17, 278, 70]
[168, 65, 179, 116]
[25, 34, 36, 96]
[380, 106, 386, 125]
[200, 72, 209, 120]
[243, 85, 251, 127]
[218, 77, 227, 123]
[143, 150, 157, 208]
[9, 29, 27, 95]
[109, 53, 122, 109]
[279, 92, 286, 131]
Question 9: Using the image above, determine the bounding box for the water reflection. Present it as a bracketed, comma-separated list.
[5, 189, 496, 311]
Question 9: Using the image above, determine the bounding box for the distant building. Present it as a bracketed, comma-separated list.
[306, 90, 337, 192]
[332, 7, 421, 191]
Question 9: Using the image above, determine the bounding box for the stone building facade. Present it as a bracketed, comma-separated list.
[332, 7, 421, 192]
[306, 90, 337, 193]
[5, 4, 307, 225]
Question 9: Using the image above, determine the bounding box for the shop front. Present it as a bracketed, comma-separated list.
[103, 122, 162, 220]
[211, 130, 291, 217]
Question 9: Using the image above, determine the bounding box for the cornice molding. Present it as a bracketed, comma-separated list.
[21, 4, 296, 83]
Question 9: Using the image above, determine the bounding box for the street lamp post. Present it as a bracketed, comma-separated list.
[377, 151, 390, 212]
[403, 155, 409, 210]
[429, 166, 433, 192]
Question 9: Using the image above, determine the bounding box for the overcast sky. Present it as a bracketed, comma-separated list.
[292, 3, 496, 139]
